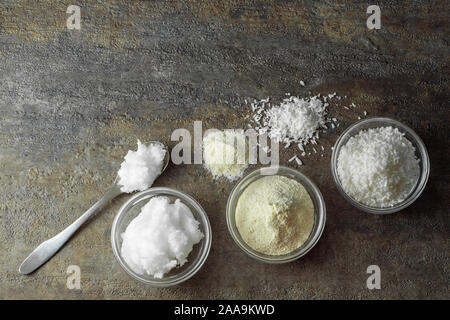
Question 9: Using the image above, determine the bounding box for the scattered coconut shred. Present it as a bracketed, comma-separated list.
[337, 126, 420, 207]
[248, 94, 340, 161]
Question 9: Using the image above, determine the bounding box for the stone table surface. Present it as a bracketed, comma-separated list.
[0, 0, 448, 299]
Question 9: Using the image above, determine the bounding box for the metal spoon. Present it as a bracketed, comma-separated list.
[19, 141, 170, 275]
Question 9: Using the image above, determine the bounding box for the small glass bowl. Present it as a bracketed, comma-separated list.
[111, 187, 212, 287]
[226, 166, 326, 264]
[331, 117, 430, 214]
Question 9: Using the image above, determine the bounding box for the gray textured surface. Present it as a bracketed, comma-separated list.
[0, 0, 448, 299]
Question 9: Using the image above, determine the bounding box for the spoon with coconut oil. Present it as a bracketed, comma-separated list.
[19, 141, 170, 275]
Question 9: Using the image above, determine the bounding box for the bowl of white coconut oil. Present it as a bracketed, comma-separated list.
[111, 187, 212, 286]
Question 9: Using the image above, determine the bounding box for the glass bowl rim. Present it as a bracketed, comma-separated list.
[226, 165, 326, 264]
[110, 187, 212, 287]
[330, 117, 430, 214]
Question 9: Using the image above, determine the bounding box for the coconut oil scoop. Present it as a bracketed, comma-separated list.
[19, 140, 170, 275]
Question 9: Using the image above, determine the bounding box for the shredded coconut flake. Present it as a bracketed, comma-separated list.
[337, 126, 420, 207]
[288, 155, 303, 165]
[249, 95, 335, 151]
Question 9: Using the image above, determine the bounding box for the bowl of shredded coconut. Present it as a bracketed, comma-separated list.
[331, 117, 429, 214]
[111, 187, 211, 286]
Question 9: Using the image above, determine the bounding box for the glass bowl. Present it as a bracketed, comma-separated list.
[331, 117, 430, 214]
[111, 187, 212, 287]
[226, 166, 326, 264]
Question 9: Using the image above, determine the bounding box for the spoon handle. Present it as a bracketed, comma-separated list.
[19, 184, 123, 275]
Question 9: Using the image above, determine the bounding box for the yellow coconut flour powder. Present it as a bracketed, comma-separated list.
[235, 175, 315, 255]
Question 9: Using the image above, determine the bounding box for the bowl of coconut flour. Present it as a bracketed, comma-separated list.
[111, 187, 211, 286]
[226, 166, 326, 263]
[331, 117, 429, 214]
